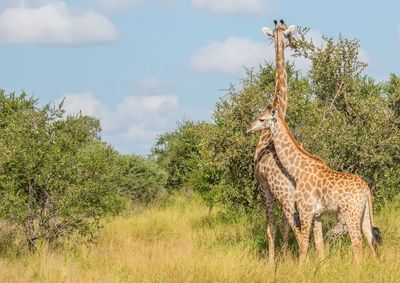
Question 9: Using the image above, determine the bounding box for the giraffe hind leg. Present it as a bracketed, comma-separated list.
[361, 198, 381, 257]
[342, 208, 364, 261]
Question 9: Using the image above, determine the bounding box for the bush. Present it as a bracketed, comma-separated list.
[117, 154, 167, 205]
[151, 120, 210, 190]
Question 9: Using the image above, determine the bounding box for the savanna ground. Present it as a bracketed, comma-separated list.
[1, 194, 399, 283]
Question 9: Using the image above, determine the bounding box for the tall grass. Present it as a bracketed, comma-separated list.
[0, 194, 399, 282]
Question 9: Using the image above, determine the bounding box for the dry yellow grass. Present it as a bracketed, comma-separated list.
[0, 195, 399, 283]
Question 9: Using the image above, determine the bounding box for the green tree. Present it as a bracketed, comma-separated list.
[0, 91, 126, 249]
[151, 120, 210, 190]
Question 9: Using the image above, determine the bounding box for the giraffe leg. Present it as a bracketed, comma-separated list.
[342, 210, 363, 262]
[326, 213, 348, 242]
[281, 207, 301, 248]
[349, 224, 363, 262]
[260, 185, 276, 264]
[298, 212, 313, 265]
[313, 216, 325, 260]
[280, 214, 289, 251]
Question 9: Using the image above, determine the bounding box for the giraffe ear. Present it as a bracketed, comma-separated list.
[283, 25, 298, 36]
[262, 27, 274, 37]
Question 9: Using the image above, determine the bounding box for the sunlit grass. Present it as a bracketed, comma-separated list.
[0, 194, 399, 282]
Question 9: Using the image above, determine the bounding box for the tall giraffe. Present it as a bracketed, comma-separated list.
[248, 108, 382, 263]
[255, 19, 302, 263]
[258, 20, 346, 262]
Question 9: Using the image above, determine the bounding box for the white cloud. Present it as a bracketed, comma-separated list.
[0, 1, 118, 45]
[0, 0, 42, 9]
[133, 76, 171, 96]
[60, 92, 105, 118]
[57, 80, 181, 154]
[191, 0, 267, 14]
[189, 36, 271, 74]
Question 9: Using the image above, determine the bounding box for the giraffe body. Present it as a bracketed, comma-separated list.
[256, 20, 333, 261]
[248, 109, 382, 263]
[254, 20, 303, 262]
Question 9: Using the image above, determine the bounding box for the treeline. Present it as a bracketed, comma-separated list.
[151, 31, 400, 211]
[0, 92, 166, 251]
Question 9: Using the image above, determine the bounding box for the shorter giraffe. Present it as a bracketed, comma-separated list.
[247, 107, 382, 263]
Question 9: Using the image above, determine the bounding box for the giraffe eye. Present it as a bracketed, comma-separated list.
[258, 118, 266, 122]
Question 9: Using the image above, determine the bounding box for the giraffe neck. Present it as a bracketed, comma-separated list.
[254, 129, 272, 158]
[272, 115, 324, 181]
[255, 32, 288, 155]
[272, 32, 288, 119]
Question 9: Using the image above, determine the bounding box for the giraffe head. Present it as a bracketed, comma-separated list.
[246, 106, 279, 133]
[262, 19, 297, 49]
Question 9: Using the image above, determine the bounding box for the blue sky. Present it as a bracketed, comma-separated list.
[0, 0, 399, 155]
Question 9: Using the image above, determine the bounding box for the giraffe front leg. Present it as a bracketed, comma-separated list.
[280, 214, 289, 251]
[280, 192, 302, 247]
[260, 186, 276, 264]
[298, 212, 313, 265]
[281, 208, 301, 249]
[313, 216, 325, 260]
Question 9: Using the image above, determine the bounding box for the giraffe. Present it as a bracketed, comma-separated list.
[247, 107, 382, 263]
[254, 19, 302, 263]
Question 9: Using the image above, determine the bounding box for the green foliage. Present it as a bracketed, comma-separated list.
[117, 154, 167, 204]
[151, 120, 210, 190]
[385, 74, 400, 123]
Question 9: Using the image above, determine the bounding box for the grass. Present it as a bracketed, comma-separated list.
[0, 194, 399, 282]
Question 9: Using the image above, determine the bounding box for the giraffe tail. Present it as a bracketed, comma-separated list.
[367, 192, 382, 246]
[372, 227, 381, 246]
